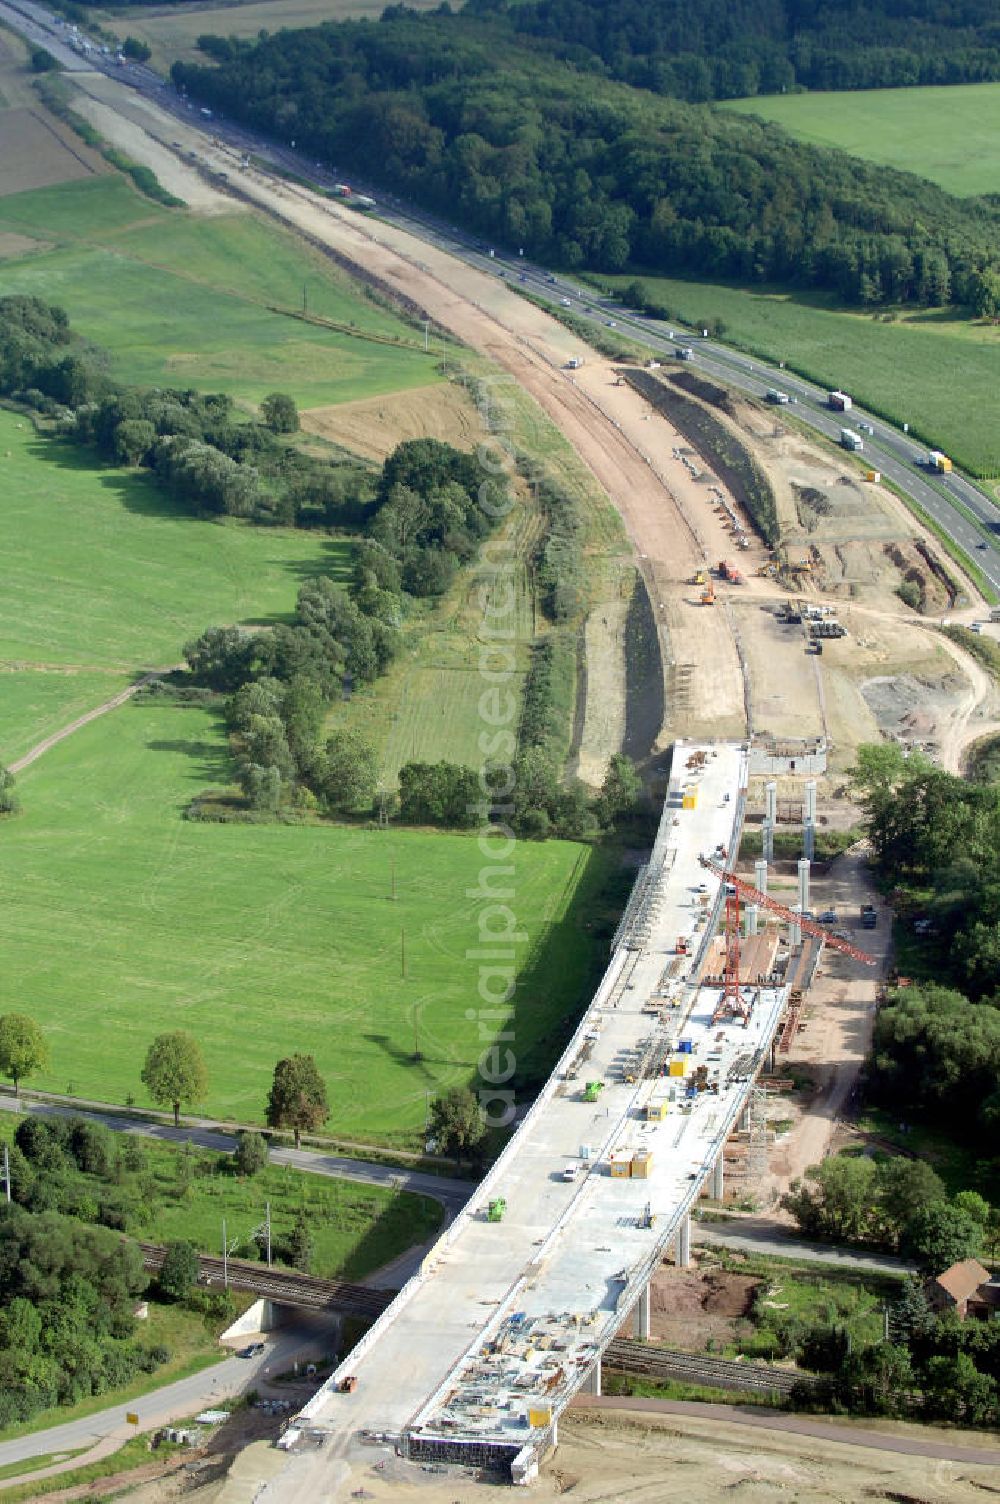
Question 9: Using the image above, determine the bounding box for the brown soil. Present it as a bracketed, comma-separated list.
[632, 1267, 759, 1350]
[300, 380, 482, 461]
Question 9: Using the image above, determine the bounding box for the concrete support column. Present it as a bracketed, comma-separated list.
[745, 905, 758, 937]
[739, 1105, 751, 1132]
[712, 1153, 724, 1202]
[675, 1215, 692, 1268]
[789, 904, 802, 948]
[584, 1358, 602, 1396]
[633, 1283, 651, 1340]
[805, 780, 817, 825]
[754, 858, 768, 897]
[803, 779, 817, 861]
[764, 782, 777, 824]
[761, 821, 774, 864]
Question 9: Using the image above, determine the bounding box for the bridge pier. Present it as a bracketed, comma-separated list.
[584, 1358, 602, 1396]
[675, 1215, 691, 1268]
[632, 1283, 651, 1340]
[711, 1153, 724, 1202]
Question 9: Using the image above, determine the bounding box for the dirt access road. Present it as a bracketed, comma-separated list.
[7, 670, 174, 774]
[66, 74, 749, 747]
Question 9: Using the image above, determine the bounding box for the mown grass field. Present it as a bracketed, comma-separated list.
[96, 0, 449, 72]
[0, 698, 606, 1141]
[0, 410, 341, 671]
[0, 670, 132, 766]
[600, 273, 1000, 478]
[0, 177, 440, 406]
[326, 551, 537, 783]
[724, 83, 1000, 199]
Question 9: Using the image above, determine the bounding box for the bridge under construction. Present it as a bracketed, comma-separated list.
[259, 739, 869, 1496]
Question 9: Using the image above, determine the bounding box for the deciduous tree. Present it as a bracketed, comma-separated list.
[140, 1031, 208, 1128]
[0, 1014, 48, 1099]
[265, 1055, 329, 1148]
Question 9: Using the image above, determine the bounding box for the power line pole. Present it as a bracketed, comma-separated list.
[2, 1144, 9, 1204]
[265, 1201, 272, 1268]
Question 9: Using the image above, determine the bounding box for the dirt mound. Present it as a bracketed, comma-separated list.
[641, 1267, 758, 1348]
[301, 380, 482, 461]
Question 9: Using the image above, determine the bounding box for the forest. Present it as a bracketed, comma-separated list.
[172, 8, 1000, 308]
[469, 0, 1000, 99]
[849, 744, 1000, 1141]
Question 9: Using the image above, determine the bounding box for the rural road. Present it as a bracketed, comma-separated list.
[0, 1091, 472, 1216]
[0, 1315, 335, 1477]
[572, 1395, 1000, 1466]
[693, 1216, 913, 1276]
[7, 670, 175, 774]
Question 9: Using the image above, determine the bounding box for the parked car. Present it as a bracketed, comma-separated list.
[818, 909, 837, 924]
[238, 1342, 265, 1359]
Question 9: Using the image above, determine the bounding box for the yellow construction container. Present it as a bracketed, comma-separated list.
[668, 1059, 687, 1077]
[645, 1100, 669, 1122]
[631, 1150, 654, 1179]
[609, 1153, 632, 1178]
[528, 1407, 553, 1428]
[864, 469, 881, 484]
[682, 785, 698, 810]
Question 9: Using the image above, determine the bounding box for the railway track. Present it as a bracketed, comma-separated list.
[605, 1338, 816, 1396]
[137, 1241, 395, 1319]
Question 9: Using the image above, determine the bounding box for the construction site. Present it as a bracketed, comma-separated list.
[248, 741, 876, 1498]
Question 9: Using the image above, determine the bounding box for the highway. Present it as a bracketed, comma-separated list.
[4, 0, 1000, 600]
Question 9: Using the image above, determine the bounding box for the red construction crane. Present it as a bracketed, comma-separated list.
[699, 855, 877, 1026]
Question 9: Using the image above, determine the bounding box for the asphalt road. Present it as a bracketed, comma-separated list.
[5, 0, 999, 596]
[0, 1092, 472, 1216]
[693, 1216, 912, 1276]
[0, 1316, 334, 1471]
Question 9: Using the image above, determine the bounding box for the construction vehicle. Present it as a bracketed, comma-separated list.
[927, 450, 953, 473]
[717, 560, 745, 585]
[487, 1197, 507, 1222]
[691, 570, 707, 586]
[583, 1080, 604, 1103]
[701, 583, 716, 606]
[697, 855, 876, 1025]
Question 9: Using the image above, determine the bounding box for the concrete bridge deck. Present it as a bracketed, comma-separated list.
[261, 740, 819, 1494]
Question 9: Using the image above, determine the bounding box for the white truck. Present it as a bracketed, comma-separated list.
[840, 428, 864, 451]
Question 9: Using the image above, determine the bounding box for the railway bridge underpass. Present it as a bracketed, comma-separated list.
[252, 739, 873, 1496]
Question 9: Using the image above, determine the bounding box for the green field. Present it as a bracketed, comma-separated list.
[0, 670, 131, 766]
[0, 697, 606, 1141]
[0, 409, 340, 671]
[599, 274, 1000, 478]
[724, 83, 1000, 199]
[0, 177, 440, 407]
[96, 0, 450, 73]
[326, 549, 537, 783]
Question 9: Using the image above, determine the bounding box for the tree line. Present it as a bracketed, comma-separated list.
[171, 8, 1000, 308]
[469, 0, 1000, 100]
[848, 743, 1000, 1142]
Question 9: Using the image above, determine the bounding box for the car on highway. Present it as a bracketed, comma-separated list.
[238, 1342, 265, 1359]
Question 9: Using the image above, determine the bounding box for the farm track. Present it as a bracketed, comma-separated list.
[8, 669, 175, 774]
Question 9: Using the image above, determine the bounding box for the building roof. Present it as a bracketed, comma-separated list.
[931, 1259, 991, 1305]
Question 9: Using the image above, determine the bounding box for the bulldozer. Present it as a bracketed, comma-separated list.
[700, 584, 716, 606]
[691, 570, 707, 586]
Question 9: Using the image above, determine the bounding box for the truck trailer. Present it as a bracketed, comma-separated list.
[927, 450, 953, 473]
[829, 390, 853, 411]
[840, 428, 864, 452]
